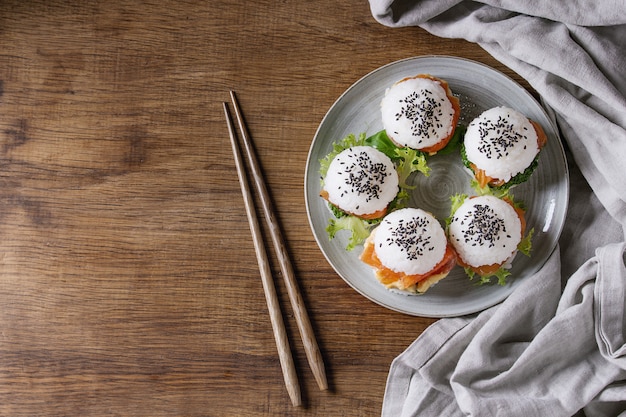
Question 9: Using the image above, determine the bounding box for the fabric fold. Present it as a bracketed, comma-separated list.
[383, 243, 626, 416]
[595, 243, 626, 368]
[369, 0, 626, 415]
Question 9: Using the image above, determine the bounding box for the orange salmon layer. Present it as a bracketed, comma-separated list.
[360, 240, 457, 290]
[319, 189, 387, 220]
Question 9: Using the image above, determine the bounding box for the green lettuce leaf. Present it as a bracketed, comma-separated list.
[325, 213, 373, 251]
[465, 266, 512, 286]
[445, 193, 468, 227]
[363, 130, 399, 161]
[518, 227, 534, 257]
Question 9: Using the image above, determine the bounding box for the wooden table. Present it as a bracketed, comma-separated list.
[0, 1, 534, 415]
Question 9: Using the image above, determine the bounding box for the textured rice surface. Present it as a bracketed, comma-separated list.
[381, 77, 455, 150]
[324, 146, 399, 216]
[374, 208, 447, 275]
[464, 106, 539, 182]
[448, 195, 522, 267]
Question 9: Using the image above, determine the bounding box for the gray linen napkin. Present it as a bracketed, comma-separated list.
[367, 1, 626, 415]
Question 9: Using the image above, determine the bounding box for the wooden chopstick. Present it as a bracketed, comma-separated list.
[229, 91, 328, 392]
[223, 102, 302, 407]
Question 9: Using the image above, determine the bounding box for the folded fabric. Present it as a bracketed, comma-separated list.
[367, 1, 626, 415]
[384, 242, 626, 416]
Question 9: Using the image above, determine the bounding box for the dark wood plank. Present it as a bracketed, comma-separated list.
[0, 0, 532, 415]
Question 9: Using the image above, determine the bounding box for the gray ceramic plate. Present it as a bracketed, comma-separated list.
[304, 56, 569, 317]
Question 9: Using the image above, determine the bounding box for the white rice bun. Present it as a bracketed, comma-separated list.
[381, 76, 456, 150]
[373, 208, 447, 276]
[324, 146, 399, 217]
[448, 195, 522, 268]
[464, 106, 539, 183]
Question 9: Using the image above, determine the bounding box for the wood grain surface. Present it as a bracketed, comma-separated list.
[0, 1, 534, 415]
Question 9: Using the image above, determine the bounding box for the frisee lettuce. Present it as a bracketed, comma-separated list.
[326, 199, 382, 251]
[465, 266, 512, 286]
[449, 193, 468, 215]
[445, 193, 467, 227]
[395, 147, 430, 187]
[325, 214, 373, 251]
[470, 177, 523, 201]
[518, 227, 534, 257]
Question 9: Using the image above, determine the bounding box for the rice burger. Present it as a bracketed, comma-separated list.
[320, 146, 399, 220]
[462, 106, 548, 190]
[360, 207, 457, 294]
[448, 195, 527, 284]
[380, 74, 460, 154]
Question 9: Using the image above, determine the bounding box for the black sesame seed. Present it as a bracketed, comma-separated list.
[395, 87, 448, 140]
[475, 114, 526, 160]
[458, 203, 507, 248]
[386, 215, 435, 261]
[339, 149, 392, 203]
